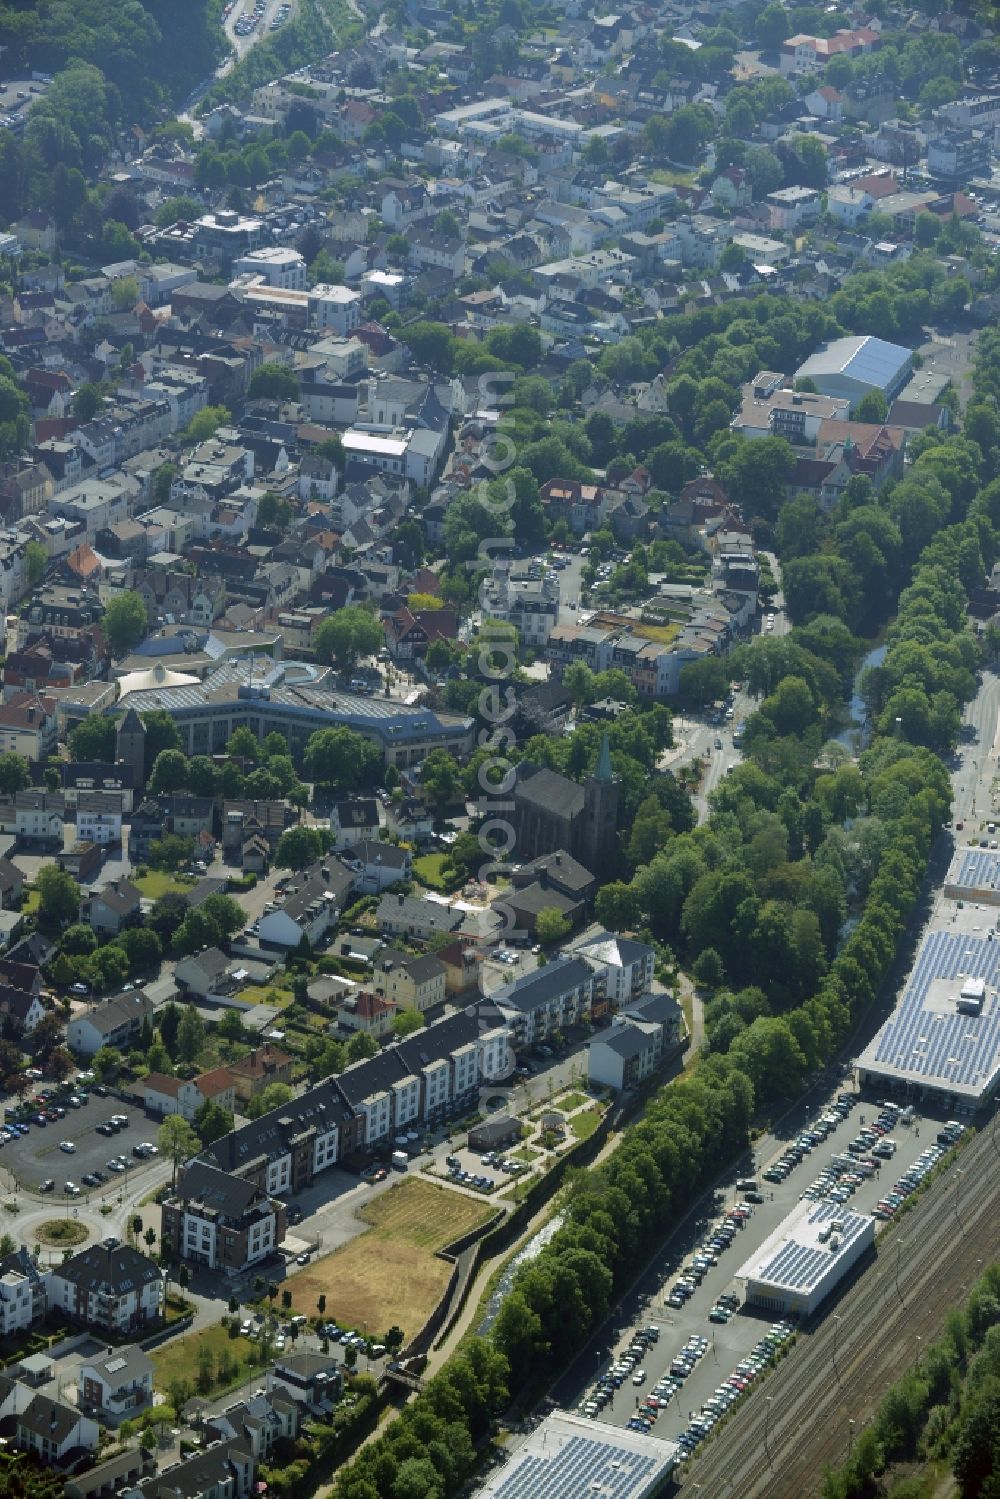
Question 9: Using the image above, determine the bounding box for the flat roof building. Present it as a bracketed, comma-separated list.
[736, 1199, 875, 1318]
[855, 929, 1000, 1109]
[943, 846, 1000, 906]
[474, 1412, 678, 1499]
[793, 335, 913, 409]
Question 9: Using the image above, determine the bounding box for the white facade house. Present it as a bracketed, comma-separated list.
[571, 931, 655, 1007]
[47, 1242, 165, 1334]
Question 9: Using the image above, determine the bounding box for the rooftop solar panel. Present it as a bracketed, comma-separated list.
[856, 930, 1000, 1101]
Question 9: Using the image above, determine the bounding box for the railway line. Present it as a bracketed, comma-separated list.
[680, 1120, 1000, 1498]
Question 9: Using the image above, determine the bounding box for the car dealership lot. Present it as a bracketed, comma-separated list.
[574, 1089, 944, 1450]
[1, 1101, 160, 1193]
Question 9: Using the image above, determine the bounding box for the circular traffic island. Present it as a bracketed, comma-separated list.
[36, 1220, 89, 1248]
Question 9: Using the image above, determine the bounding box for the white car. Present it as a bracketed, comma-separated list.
[59, 1140, 75, 1153]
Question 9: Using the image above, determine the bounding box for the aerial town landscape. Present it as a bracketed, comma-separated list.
[0, 0, 998, 1495]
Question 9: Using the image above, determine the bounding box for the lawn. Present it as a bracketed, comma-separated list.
[285, 1177, 494, 1338]
[133, 872, 193, 900]
[511, 1145, 540, 1162]
[556, 1090, 590, 1112]
[23, 890, 40, 916]
[569, 1108, 601, 1141]
[150, 1320, 259, 1395]
[237, 984, 294, 1009]
[413, 852, 450, 891]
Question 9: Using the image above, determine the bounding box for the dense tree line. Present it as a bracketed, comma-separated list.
[821, 1263, 1000, 1499]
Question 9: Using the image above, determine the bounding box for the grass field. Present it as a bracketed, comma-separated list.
[285, 1178, 493, 1337]
[134, 872, 193, 899]
[237, 984, 294, 1009]
[556, 1090, 590, 1112]
[570, 1108, 601, 1141]
[150, 1321, 258, 1394]
[413, 852, 450, 890]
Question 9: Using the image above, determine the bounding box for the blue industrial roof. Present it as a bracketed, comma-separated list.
[953, 848, 1000, 891]
[795, 335, 911, 389]
[856, 929, 1000, 1101]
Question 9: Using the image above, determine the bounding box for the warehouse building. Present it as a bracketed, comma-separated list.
[736, 1200, 875, 1318]
[474, 1412, 678, 1499]
[793, 335, 913, 409]
[943, 846, 1000, 906]
[855, 929, 1000, 1110]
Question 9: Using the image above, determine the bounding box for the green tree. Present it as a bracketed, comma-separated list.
[193, 1098, 234, 1145]
[35, 866, 80, 930]
[248, 362, 298, 400]
[392, 1009, 426, 1038]
[0, 753, 30, 794]
[855, 389, 888, 424]
[148, 749, 190, 794]
[346, 1031, 379, 1063]
[103, 591, 148, 655]
[158, 1115, 200, 1185]
[246, 1082, 294, 1119]
[176, 1005, 205, 1065]
[73, 382, 102, 420]
[420, 749, 461, 815]
[69, 715, 117, 761]
[274, 824, 333, 868]
[313, 606, 383, 675]
[24, 540, 47, 588]
[92, 1046, 121, 1084]
[535, 907, 571, 945]
[303, 727, 381, 791]
[185, 406, 231, 442]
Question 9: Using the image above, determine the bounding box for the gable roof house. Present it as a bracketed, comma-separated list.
[66, 991, 154, 1056]
[79, 878, 142, 935]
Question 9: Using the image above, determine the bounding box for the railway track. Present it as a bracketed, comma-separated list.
[681, 1123, 1000, 1498]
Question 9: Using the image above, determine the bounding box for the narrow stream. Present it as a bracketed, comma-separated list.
[834, 643, 887, 751]
[476, 1213, 564, 1335]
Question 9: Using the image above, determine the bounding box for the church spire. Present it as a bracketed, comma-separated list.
[594, 731, 613, 783]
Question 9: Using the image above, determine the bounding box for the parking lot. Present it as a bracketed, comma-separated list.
[569, 1089, 950, 1452]
[2, 1098, 162, 1195]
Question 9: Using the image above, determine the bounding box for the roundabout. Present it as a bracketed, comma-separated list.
[35, 1219, 89, 1248]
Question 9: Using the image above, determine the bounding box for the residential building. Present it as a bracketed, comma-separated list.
[335, 989, 396, 1038]
[16, 1395, 99, 1463]
[47, 1240, 165, 1333]
[80, 879, 142, 936]
[225, 1044, 295, 1104]
[490, 956, 595, 1044]
[329, 797, 380, 850]
[587, 992, 684, 1090]
[0, 1248, 47, 1336]
[160, 1161, 287, 1277]
[256, 856, 354, 948]
[570, 929, 655, 1011]
[78, 1345, 154, 1421]
[66, 992, 154, 1056]
[372, 949, 446, 1013]
[76, 791, 124, 846]
[340, 840, 412, 893]
[140, 1066, 236, 1121]
[376, 892, 464, 942]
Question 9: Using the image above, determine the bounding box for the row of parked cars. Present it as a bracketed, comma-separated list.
[665, 1204, 751, 1309]
[674, 1322, 795, 1461]
[762, 1095, 857, 1184]
[873, 1124, 963, 1220]
[582, 1324, 660, 1418]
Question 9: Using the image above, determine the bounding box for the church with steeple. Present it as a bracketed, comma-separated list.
[509, 732, 620, 871]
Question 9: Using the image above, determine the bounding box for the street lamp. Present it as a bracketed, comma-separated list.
[954, 1167, 964, 1231]
[848, 1418, 855, 1457]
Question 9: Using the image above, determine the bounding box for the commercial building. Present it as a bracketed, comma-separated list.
[793, 335, 913, 410]
[736, 1199, 875, 1317]
[474, 1411, 678, 1499]
[855, 929, 1000, 1110]
[112, 656, 474, 768]
[943, 846, 1000, 906]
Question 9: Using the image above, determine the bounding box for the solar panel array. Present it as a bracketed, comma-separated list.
[756, 1204, 869, 1293]
[490, 1433, 659, 1499]
[954, 849, 1000, 890]
[862, 930, 1000, 1098]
